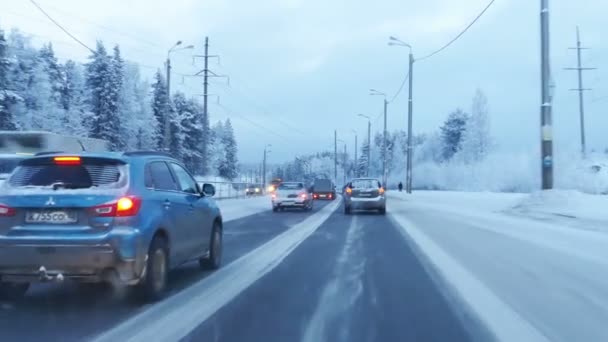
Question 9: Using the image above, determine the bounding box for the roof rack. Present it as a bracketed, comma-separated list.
[123, 151, 174, 158]
[34, 151, 65, 156]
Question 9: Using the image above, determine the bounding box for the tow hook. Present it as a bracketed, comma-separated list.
[38, 266, 64, 282]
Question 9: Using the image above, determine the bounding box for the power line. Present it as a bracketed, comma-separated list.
[417, 0, 497, 62]
[214, 103, 292, 141]
[388, 70, 410, 103]
[28, 0, 95, 54]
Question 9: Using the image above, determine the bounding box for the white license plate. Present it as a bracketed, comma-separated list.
[26, 210, 78, 224]
[319, 194, 326, 198]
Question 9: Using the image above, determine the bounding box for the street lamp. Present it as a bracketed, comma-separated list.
[370, 89, 388, 186]
[263, 144, 272, 192]
[389, 35, 414, 193]
[358, 114, 372, 177]
[351, 129, 358, 177]
[337, 138, 347, 185]
[164, 41, 195, 150]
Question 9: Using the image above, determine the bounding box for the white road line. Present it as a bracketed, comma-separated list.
[389, 211, 550, 342]
[302, 215, 365, 342]
[92, 199, 341, 342]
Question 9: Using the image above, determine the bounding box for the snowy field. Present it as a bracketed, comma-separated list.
[388, 190, 608, 341]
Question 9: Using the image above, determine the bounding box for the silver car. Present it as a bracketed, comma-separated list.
[344, 178, 386, 215]
[272, 182, 313, 212]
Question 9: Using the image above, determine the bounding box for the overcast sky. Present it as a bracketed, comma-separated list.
[0, 0, 606, 163]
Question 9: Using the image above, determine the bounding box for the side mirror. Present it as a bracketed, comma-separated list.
[202, 183, 216, 197]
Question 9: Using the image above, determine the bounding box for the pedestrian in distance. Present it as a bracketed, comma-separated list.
[398, 182, 403, 192]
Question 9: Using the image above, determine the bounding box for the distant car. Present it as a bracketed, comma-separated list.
[245, 185, 262, 196]
[344, 178, 386, 215]
[0, 151, 223, 301]
[312, 178, 336, 200]
[272, 181, 313, 212]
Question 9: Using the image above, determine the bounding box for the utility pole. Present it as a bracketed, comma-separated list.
[540, 0, 553, 189]
[203, 37, 209, 134]
[263, 144, 271, 191]
[334, 130, 338, 184]
[565, 26, 596, 157]
[406, 51, 414, 194]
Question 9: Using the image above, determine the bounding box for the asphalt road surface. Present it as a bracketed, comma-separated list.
[0, 198, 491, 342]
[0, 200, 332, 342]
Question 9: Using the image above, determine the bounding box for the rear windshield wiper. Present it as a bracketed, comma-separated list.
[50, 182, 91, 190]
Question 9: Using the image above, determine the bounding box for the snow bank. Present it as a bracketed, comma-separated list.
[510, 190, 608, 231]
[218, 196, 270, 222]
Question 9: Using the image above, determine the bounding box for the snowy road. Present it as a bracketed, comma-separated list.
[2, 191, 607, 341]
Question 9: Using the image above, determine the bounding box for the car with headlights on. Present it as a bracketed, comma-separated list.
[271, 181, 313, 212]
[0, 151, 223, 301]
[344, 178, 386, 215]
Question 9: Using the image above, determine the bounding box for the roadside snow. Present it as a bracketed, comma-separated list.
[218, 196, 270, 222]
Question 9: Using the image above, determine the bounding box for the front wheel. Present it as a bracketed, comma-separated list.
[0, 282, 29, 300]
[199, 222, 223, 270]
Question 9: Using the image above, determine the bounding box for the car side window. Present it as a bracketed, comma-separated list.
[148, 161, 178, 191]
[169, 163, 198, 194]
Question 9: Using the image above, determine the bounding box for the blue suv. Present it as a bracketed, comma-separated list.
[0, 151, 223, 301]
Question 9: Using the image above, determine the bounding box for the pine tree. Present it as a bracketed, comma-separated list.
[357, 141, 370, 177]
[61, 60, 87, 136]
[38, 43, 63, 106]
[218, 119, 238, 180]
[151, 70, 170, 149]
[209, 120, 225, 175]
[0, 28, 19, 130]
[108, 45, 125, 149]
[440, 109, 469, 161]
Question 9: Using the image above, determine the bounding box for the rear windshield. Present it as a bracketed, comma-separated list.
[279, 183, 303, 190]
[8, 160, 126, 189]
[314, 179, 332, 188]
[351, 179, 381, 189]
[0, 158, 25, 174]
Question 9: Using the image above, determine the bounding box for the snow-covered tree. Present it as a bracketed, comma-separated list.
[458, 89, 491, 163]
[209, 120, 225, 175]
[86, 41, 117, 147]
[119, 62, 155, 150]
[60, 60, 87, 136]
[357, 141, 370, 177]
[0, 28, 19, 130]
[440, 109, 469, 161]
[218, 119, 238, 180]
[151, 70, 170, 149]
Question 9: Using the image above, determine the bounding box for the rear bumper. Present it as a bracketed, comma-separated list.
[313, 192, 335, 200]
[273, 198, 311, 207]
[0, 227, 146, 284]
[345, 196, 386, 209]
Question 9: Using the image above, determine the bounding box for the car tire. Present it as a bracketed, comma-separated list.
[139, 236, 168, 301]
[0, 282, 29, 300]
[379, 206, 386, 215]
[272, 206, 278, 212]
[199, 221, 222, 270]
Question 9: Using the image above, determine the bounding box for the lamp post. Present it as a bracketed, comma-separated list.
[165, 41, 194, 149]
[370, 89, 388, 186]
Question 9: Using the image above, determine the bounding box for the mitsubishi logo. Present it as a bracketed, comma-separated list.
[45, 197, 56, 206]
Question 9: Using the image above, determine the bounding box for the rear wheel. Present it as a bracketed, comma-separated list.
[379, 206, 386, 215]
[139, 236, 168, 301]
[199, 222, 223, 270]
[272, 206, 279, 212]
[0, 282, 29, 300]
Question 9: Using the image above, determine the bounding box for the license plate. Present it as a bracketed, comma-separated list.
[26, 210, 77, 224]
[320, 194, 326, 198]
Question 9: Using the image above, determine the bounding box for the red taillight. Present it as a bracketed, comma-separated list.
[0, 204, 16, 217]
[90, 196, 141, 217]
[54, 156, 81, 165]
[329, 193, 333, 199]
[313, 194, 318, 199]
[300, 193, 307, 199]
[271, 193, 277, 199]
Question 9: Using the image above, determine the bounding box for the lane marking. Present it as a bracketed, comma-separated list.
[92, 198, 342, 342]
[302, 215, 364, 342]
[389, 211, 550, 342]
